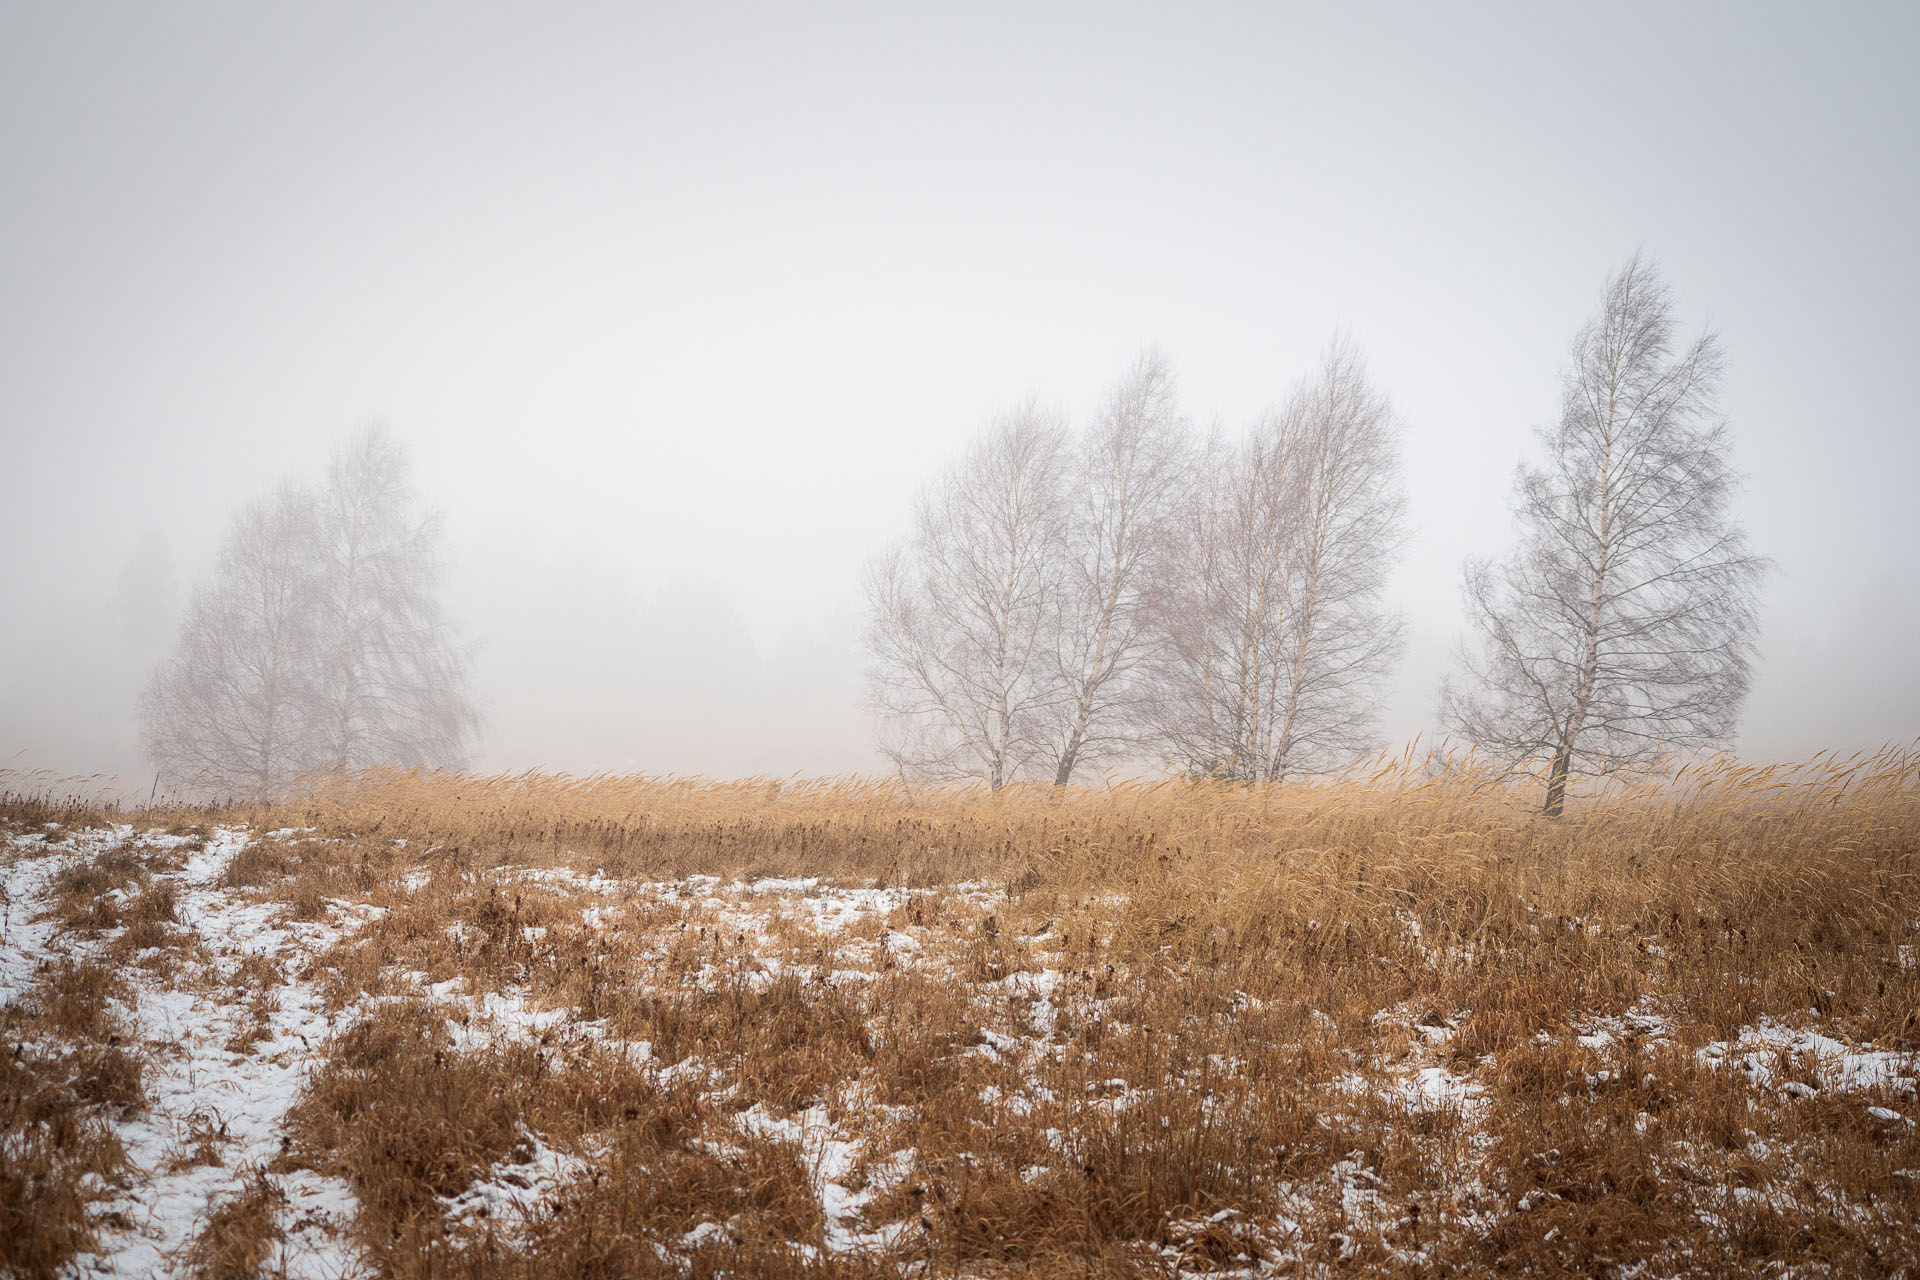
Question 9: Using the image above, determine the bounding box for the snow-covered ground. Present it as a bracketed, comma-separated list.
[1702, 1019, 1920, 1105]
[0, 826, 990, 1276]
[4, 825, 369, 1278]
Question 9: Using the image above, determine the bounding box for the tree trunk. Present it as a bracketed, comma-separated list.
[1544, 740, 1572, 817]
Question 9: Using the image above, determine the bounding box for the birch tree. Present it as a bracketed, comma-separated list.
[1145, 341, 1405, 780]
[1143, 428, 1294, 779]
[140, 486, 322, 796]
[142, 428, 479, 796]
[1043, 350, 1190, 784]
[1441, 255, 1768, 814]
[865, 405, 1068, 789]
[311, 426, 480, 770]
[1266, 340, 1406, 776]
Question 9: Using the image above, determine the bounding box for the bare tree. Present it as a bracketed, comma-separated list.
[1266, 340, 1407, 777]
[1145, 340, 1405, 779]
[311, 426, 480, 770]
[1143, 427, 1293, 779]
[1043, 350, 1191, 785]
[1441, 255, 1768, 814]
[141, 486, 322, 796]
[142, 429, 479, 796]
[865, 404, 1068, 789]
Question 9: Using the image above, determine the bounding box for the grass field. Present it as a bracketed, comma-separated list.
[3, 752, 1918, 1278]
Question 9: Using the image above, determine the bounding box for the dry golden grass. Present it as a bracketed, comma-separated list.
[0, 954, 146, 1280]
[3, 748, 1918, 1277]
[181, 1169, 286, 1280]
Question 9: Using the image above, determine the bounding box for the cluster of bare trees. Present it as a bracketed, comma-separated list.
[1442, 254, 1768, 812]
[871, 257, 1768, 802]
[141, 427, 479, 796]
[866, 341, 1406, 788]
[131, 259, 1755, 807]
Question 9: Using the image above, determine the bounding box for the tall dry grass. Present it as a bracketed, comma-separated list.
[5, 748, 1918, 1276]
[279, 750, 1920, 974]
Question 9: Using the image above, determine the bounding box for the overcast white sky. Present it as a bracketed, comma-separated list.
[3, 1, 1916, 786]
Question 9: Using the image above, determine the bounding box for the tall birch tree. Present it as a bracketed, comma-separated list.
[311, 427, 480, 770]
[865, 405, 1068, 789]
[1441, 255, 1768, 814]
[1265, 340, 1406, 777]
[1043, 350, 1190, 784]
[142, 428, 479, 796]
[1144, 340, 1404, 780]
[140, 486, 322, 796]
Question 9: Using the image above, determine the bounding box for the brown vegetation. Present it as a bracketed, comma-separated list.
[0, 954, 146, 1279]
[3, 749, 1917, 1276]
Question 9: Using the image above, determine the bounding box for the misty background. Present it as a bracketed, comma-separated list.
[3, 2, 1916, 788]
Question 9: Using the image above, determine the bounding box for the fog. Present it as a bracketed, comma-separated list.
[3, 2, 1916, 789]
